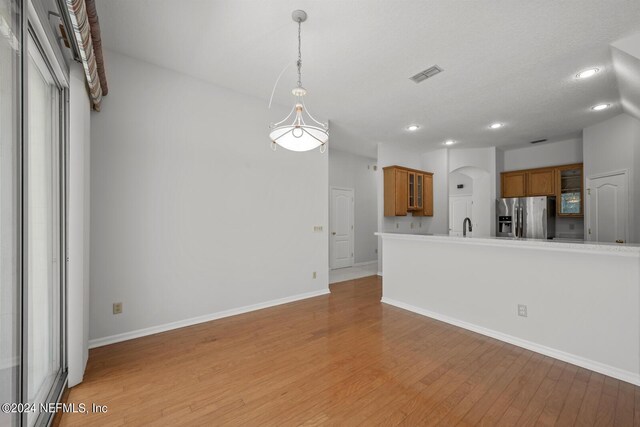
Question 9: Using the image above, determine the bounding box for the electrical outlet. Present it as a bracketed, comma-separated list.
[517, 304, 527, 317]
[312, 271, 317, 279]
[410, 222, 414, 229]
[396, 223, 399, 229]
[569, 224, 575, 230]
[313, 225, 323, 232]
[113, 302, 123, 315]
[375, 249, 378, 254]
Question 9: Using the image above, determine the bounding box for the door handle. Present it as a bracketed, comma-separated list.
[517, 206, 523, 238]
[332, 232, 336, 235]
[519, 207, 524, 237]
[519, 207, 522, 237]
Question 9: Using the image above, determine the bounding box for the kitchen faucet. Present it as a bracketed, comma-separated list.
[463, 217, 473, 237]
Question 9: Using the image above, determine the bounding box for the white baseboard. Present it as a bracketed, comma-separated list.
[89, 289, 330, 349]
[381, 297, 640, 386]
[353, 261, 377, 267]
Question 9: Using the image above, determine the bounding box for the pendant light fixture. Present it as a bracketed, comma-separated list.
[269, 10, 328, 153]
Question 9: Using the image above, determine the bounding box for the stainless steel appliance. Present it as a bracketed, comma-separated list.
[496, 196, 556, 239]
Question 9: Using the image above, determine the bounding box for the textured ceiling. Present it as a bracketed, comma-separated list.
[95, 0, 640, 157]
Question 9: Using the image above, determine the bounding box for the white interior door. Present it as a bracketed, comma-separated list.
[330, 188, 354, 269]
[449, 196, 473, 236]
[586, 172, 628, 243]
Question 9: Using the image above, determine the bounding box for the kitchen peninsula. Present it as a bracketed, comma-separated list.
[377, 232, 640, 385]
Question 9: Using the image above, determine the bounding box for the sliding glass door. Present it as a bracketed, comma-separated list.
[1, 1, 67, 425]
[0, 0, 22, 426]
[26, 32, 63, 427]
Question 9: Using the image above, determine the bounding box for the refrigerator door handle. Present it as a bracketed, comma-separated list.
[518, 206, 523, 238]
[515, 206, 519, 238]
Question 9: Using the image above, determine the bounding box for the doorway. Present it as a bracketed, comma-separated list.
[585, 171, 629, 243]
[448, 166, 491, 237]
[25, 30, 66, 426]
[449, 196, 473, 236]
[0, 1, 22, 424]
[330, 187, 354, 269]
[0, 3, 69, 424]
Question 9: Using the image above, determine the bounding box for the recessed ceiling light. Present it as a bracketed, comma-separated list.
[406, 124, 420, 131]
[443, 140, 456, 146]
[591, 103, 610, 111]
[489, 122, 504, 129]
[576, 68, 599, 79]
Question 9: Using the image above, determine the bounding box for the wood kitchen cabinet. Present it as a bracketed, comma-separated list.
[527, 168, 555, 196]
[384, 167, 408, 216]
[384, 166, 434, 217]
[501, 171, 527, 198]
[500, 163, 583, 217]
[422, 173, 434, 216]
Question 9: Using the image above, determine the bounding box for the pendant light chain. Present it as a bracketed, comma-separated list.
[297, 20, 302, 88]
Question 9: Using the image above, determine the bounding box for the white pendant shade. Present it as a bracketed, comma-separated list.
[269, 125, 328, 152]
[269, 10, 328, 153]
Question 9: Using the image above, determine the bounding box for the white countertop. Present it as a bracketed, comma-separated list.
[376, 232, 640, 256]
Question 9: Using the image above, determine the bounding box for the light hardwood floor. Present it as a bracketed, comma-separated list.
[61, 276, 639, 426]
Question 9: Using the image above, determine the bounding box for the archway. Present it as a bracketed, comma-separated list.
[449, 166, 491, 236]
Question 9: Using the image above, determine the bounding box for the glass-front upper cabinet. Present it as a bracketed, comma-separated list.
[407, 171, 423, 210]
[557, 165, 583, 216]
[408, 172, 415, 208]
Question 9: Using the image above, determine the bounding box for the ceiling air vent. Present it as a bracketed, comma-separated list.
[530, 139, 548, 144]
[410, 65, 444, 83]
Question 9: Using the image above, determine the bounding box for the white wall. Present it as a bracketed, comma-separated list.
[381, 234, 640, 385]
[328, 149, 377, 264]
[449, 171, 473, 196]
[555, 218, 584, 240]
[67, 65, 91, 385]
[420, 149, 449, 235]
[584, 113, 640, 243]
[89, 50, 328, 345]
[612, 33, 640, 121]
[502, 138, 583, 171]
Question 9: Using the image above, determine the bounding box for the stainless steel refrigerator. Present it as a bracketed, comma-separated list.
[496, 196, 556, 239]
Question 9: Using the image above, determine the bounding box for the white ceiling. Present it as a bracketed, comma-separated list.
[95, 0, 640, 157]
